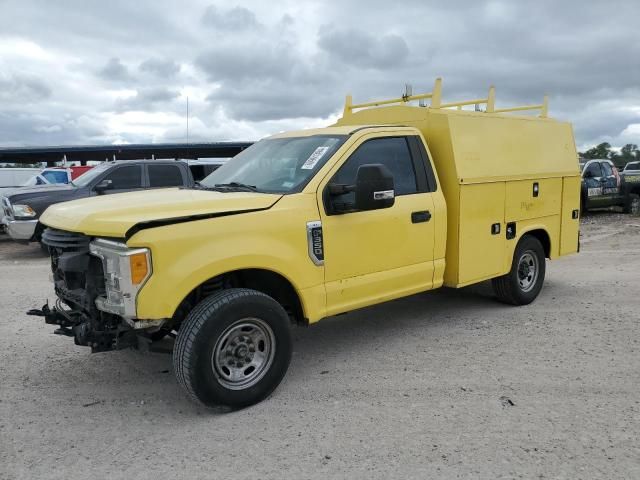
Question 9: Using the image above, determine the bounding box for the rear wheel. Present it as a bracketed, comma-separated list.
[492, 235, 546, 305]
[173, 288, 292, 409]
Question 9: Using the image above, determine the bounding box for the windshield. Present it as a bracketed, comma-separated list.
[72, 163, 110, 187]
[21, 174, 47, 186]
[200, 135, 347, 193]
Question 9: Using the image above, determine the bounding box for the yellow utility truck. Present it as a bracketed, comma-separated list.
[35, 79, 580, 408]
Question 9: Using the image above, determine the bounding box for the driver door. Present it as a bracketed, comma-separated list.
[318, 134, 437, 316]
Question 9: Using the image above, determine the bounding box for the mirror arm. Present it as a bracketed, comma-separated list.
[331, 201, 356, 214]
[327, 183, 355, 196]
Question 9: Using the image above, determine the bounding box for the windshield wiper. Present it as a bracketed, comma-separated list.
[213, 182, 259, 192]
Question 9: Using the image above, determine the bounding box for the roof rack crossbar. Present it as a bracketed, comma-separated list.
[343, 79, 549, 118]
[492, 96, 549, 118]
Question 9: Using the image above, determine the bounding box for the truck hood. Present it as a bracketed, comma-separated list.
[4, 184, 76, 202]
[40, 188, 283, 238]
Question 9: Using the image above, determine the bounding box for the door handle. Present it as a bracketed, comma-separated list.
[411, 210, 432, 223]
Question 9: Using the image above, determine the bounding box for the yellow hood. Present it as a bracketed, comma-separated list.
[40, 188, 282, 238]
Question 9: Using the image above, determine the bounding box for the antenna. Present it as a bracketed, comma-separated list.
[186, 96, 189, 144]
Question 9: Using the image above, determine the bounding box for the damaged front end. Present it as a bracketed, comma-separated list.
[29, 228, 162, 353]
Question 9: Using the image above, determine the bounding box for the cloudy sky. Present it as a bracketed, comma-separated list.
[0, 0, 638, 151]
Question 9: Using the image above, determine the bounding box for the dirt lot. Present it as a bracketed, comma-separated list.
[1, 213, 639, 479]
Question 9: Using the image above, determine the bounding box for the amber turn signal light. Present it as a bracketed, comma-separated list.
[129, 252, 149, 285]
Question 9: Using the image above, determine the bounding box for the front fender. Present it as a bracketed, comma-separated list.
[129, 195, 325, 321]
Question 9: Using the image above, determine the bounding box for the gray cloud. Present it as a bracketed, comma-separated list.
[139, 58, 181, 77]
[98, 57, 131, 82]
[0, 73, 51, 104]
[318, 28, 409, 69]
[0, 0, 639, 150]
[114, 87, 181, 112]
[195, 40, 325, 87]
[201, 5, 262, 31]
[0, 110, 105, 147]
[206, 81, 337, 121]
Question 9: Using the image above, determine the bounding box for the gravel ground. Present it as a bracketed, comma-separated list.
[1, 212, 639, 479]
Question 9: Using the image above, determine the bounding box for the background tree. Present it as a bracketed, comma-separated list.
[580, 142, 613, 160]
[610, 144, 640, 169]
[578, 143, 640, 169]
[0, 162, 43, 168]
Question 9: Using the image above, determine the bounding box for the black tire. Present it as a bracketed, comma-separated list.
[39, 242, 50, 255]
[492, 235, 546, 305]
[623, 193, 640, 214]
[173, 288, 292, 409]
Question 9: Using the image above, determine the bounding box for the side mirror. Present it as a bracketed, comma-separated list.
[94, 179, 113, 194]
[354, 164, 395, 211]
[583, 170, 592, 179]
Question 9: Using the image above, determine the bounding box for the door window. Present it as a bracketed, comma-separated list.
[103, 165, 143, 189]
[148, 164, 184, 187]
[584, 162, 603, 178]
[328, 137, 418, 210]
[601, 162, 613, 177]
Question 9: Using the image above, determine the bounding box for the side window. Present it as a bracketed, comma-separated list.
[584, 162, 603, 178]
[627, 162, 640, 171]
[190, 164, 222, 182]
[103, 165, 143, 189]
[148, 164, 184, 187]
[601, 162, 613, 177]
[331, 137, 418, 200]
[42, 170, 70, 184]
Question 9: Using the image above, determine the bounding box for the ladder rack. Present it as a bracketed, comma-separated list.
[343, 77, 549, 118]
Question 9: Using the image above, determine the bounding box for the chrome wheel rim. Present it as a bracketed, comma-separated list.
[517, 251, 539, 293]
[212, 318, 275, 390]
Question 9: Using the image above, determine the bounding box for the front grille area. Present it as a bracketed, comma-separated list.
[42, 228, 91, 251]
[42, 228, 104, 312]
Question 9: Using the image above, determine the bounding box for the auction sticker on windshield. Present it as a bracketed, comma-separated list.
[301, 146, 330, 170]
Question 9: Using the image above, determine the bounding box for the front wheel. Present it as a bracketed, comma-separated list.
[173, 288, 292, 409]
[492, 235, 546, 305]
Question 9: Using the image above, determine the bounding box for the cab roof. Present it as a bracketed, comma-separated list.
[268, 125, 416, 139]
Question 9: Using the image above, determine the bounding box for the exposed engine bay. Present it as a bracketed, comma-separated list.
[28, 228, 153, 352]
